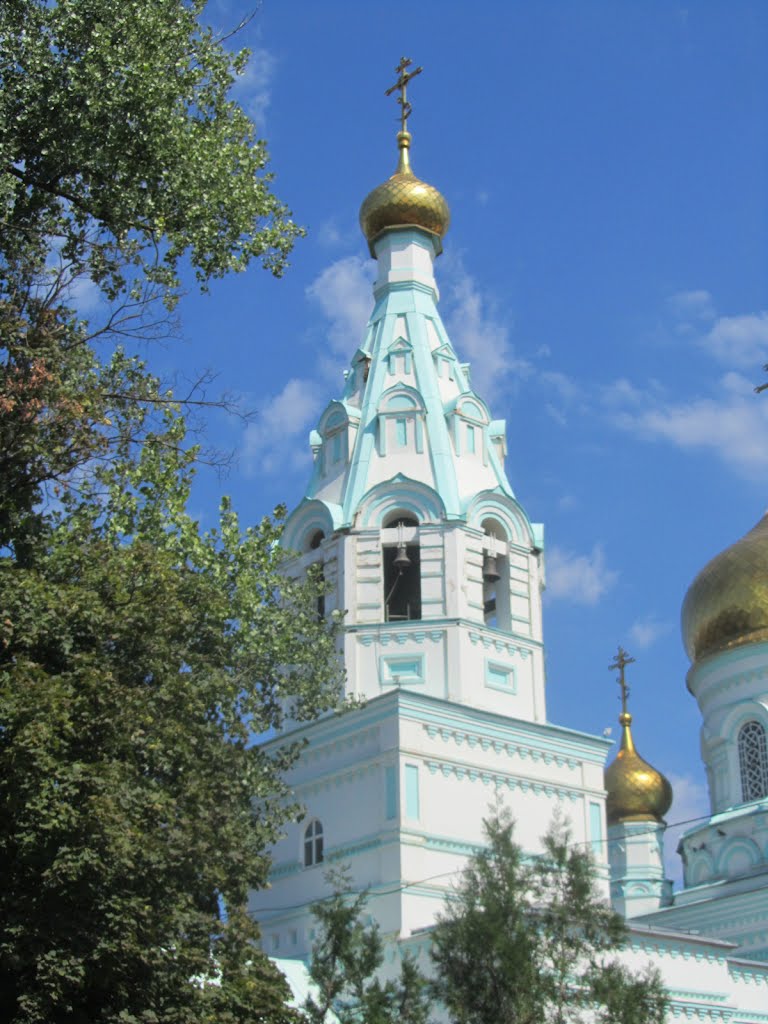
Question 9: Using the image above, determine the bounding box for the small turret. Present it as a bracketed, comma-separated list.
[604, 647, 673, 917]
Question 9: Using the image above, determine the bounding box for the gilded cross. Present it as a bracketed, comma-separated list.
[386, 57, 424, 132]
[609, 645, 635, 715]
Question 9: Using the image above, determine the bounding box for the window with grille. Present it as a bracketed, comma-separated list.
[304, 820, 324, 867]
[738, 720, 768, 803]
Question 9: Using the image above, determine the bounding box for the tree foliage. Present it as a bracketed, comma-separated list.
[0, 407, 345, 1023]
[305, 870, 431, 1024]
[1, 0, 301, 300]
[0, 3, 343, 1021]
[1, 0, 303, 551]
[430, 813, 668, 1024]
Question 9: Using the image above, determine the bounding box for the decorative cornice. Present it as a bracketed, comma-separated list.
[423, 723, 579, 770]
[303, 725, 381, 764]
[296, 762, 379, 797]
[347, 616, 543, 652]
[630, 936, 728, 964]
[469, 631, 531, 658]
[423, 757, 582, 802]
[358, 628, 445, 647]
[667, 1002, 733, 1022]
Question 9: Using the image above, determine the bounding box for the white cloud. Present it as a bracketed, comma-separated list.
[611, 371, 768, 480]
[628, 616, 669, 650]
[545, 544, 618, 605]
[544, 403, 567, 427]
[242, 377, 324, 475]
[600, 376, 651, 409]
[702, 312, 768, 370]
[663, 772, 710, 887]
[442, 256, 530, 403]
[542, 371, 583, 425]
[667, 290, 768, 370]
[243, 257, 374, 475]
[232, 47, 276, 127]
[668, 289, 715, 323]
[542, 370, 581, 403]
[306, 256, 374, 358]
[66, 274, 103, 315]
[315, 220, 343, 248]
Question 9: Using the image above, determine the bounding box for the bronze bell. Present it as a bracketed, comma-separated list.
[483, 552, 500, 582]
[393, 542, 411, 572]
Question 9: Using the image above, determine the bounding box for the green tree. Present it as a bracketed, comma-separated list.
[0, 407, 345, 1023]
[431, 813, 667, 1024]
[1, 0, 299, 298]
[0, 3, 342, 1021]
[305, 870, 431, 1024]
[1, 0, 302, 550]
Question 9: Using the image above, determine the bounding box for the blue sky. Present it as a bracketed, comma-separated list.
[123, 1, 767, 882]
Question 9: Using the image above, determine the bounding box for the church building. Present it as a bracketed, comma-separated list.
[251, 64, 768, 1021]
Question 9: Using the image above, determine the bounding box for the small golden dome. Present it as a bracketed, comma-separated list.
[359, 130, 450, 256]
[682, 513, 768, 663]
[604, 713, 673, 825]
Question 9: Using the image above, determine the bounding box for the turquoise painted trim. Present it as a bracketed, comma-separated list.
[380, 653, 425, 687]
[589, 801, 603, 857]
[401, 830, 487, 857]
[282, 499, 337, 552]
[485, 659, 516, 694]
[406, 311, 462, 516]
[385, 765, 397, 820]
[464, 492, 534, 547]
[688, 639, 768, 683]
[611, 864, 666, 881]
[485, 423, 516, 497]
[405, 764, 420, 820]
[347, 614, 543, 649]
[357, 475, 446, 528]
[679, 799, 768, 846]
[341, 316, 388, 524]
[396, 691, 612, 763]
[263, 688, 610, 768]
[429, 314, 470, 394]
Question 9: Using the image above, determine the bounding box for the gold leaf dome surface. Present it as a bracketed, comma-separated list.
[682, 513, 768, 663]
[359, 131, 450, 255]
[604, 713, 673, 825]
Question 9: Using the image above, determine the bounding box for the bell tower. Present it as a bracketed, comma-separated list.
[250, 60, 612, 960]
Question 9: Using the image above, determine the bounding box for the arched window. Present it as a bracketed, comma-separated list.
[383, 516, 421, 621]
[739, 720, 768, 803]
[306, 531, 326, 619]
[481, 518, 511, 631]
[304, 820, 324, 867]
[308, 530, 325, 552]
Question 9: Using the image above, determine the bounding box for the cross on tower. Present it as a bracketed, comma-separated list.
[609, 645, 635, 715]
[385, 57, 424, 132]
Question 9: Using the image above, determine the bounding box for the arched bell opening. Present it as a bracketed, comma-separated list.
[382, 514, 421, 621]
[481, 517, 511, 631]
[306, 529, 326, 619]
[307, 529, 325, 552]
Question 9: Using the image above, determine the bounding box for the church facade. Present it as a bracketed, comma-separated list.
[250, 75, 768, 1021]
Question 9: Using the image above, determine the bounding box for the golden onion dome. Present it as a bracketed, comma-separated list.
[359, 130, 450, 257]
[682, 513, 768, 663]
[604, 712, 673, 825]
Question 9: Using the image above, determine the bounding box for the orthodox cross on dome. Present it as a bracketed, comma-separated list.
[386, 57, 423, 132]
[609, 645, 635, 716]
